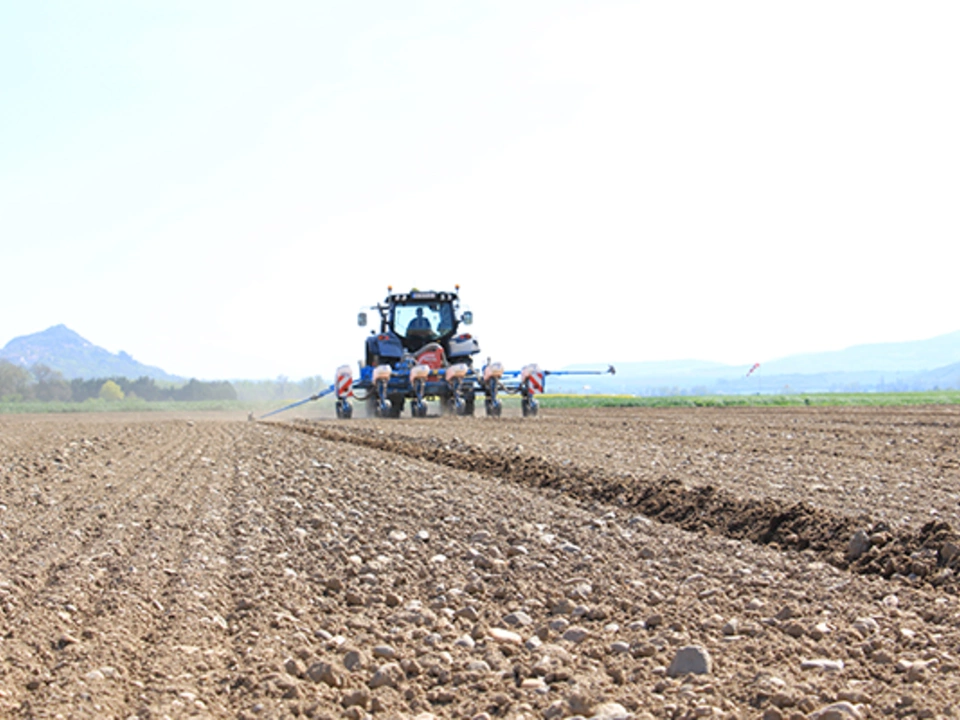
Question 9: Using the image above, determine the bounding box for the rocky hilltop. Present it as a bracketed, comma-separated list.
[0, 324, 179, 381]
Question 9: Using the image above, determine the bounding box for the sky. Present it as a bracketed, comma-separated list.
[2, 1, 958, 381]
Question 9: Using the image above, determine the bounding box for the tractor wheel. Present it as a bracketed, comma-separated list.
[521, 397, 539, 417]
[485, 398, 501, 418]
[389, 395, 405, 418]
[448, 396, 466, 416]
[463, 394, 475, 417]
[336, 401, 353, 420]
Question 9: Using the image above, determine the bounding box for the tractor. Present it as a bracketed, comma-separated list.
[262, 286, 614, 420]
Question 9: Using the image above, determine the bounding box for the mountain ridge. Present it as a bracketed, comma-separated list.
[557, 329, 960, 394]
[1, 325, 181, 382]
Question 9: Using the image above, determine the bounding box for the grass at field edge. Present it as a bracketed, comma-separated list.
[537, 391, 960, 408]
[3, 391, 960, 414]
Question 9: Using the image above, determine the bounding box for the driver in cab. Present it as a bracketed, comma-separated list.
[406, 307, 432, 336]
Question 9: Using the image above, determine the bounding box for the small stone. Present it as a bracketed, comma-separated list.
[775, 605, 796, 621]
[722, 619, 739, 636]
[801, 658, 845, 672]
[905, 659, 937, 682]
[846, 531, 870, 561]
[401, 658, 422, 677]
[632, 642, 658, 658]
[809, 622, 831, 641]
[455, 606, 480, 622]
[851, 617, 879, 638]
[610, 641, 631, 654]
[372, 644, 397, 659]
[872, 650, 894, 665]
[341, 688, 371, 709]
[567, 694, 594, 716]
[544, 701, 565, 720]
[369, 663, 404, 689]
[344, 649, 365, 671]
[416, 530, 430, 541]
[56, 633, 80, 648]
[489, 627, 522, 645]
[809, 701, 863, 720]
[306, 661, 341, 687]
[454, 634, 475, 649]
[667, 646, 712, 677]
[504, 611, 533, 627]
[590, 701, 631, 720]
[562, 626, 590, 644]
[941, 541, 960, 565]
[782, 621, 805, 638]
[283, 657, 304, 677]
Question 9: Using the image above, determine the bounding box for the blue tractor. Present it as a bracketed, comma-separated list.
[263, 287, 614, 420]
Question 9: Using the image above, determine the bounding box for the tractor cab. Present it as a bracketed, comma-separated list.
[389, 292, 459, 352]
[360, 288, 478, 368]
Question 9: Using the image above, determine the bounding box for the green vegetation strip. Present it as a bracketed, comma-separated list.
[0, 399, 251, 414]
[537, 390, 960, 408]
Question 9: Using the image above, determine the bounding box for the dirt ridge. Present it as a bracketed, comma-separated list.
[281, 420, 960, 590]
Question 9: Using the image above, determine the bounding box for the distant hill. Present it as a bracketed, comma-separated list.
[553, 329, 960, 395]
[760, 330, 960, 375]
[0, 325, 181, 382]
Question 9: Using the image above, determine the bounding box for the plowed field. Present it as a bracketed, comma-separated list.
[2, 407, 959, 720]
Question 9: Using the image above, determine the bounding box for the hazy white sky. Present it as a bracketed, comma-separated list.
[2, 1, 958, 380]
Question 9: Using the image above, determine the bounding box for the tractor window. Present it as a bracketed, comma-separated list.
[394, 303, 451, 340]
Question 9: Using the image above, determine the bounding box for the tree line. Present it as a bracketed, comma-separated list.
[0, 361, 237, 402]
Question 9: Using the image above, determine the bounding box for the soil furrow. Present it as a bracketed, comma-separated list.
[278, 420, 960, 591]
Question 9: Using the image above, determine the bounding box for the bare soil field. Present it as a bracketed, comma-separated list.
[1, 407, 959, 720]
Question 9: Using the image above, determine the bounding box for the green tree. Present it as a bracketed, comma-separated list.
[0, 360, 34, 401]
[99, 380, 125, 401]
[31, 364, 72, 402]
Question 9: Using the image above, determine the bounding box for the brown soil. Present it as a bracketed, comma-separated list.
[1, 407, 959, 719]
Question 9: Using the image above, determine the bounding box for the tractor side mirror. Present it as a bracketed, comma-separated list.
[462, 311, 473, 325]
[358, 312, 367, 327]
